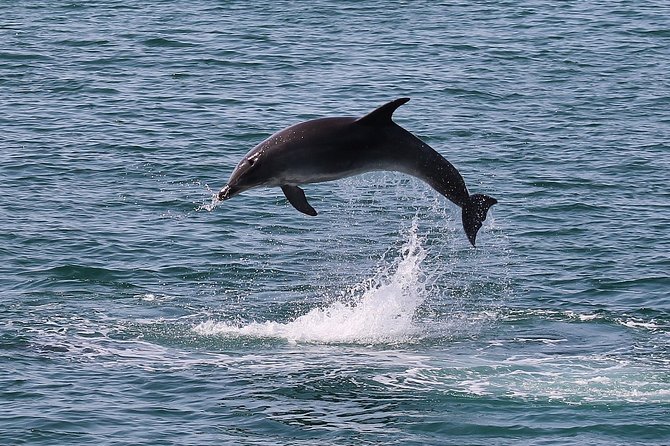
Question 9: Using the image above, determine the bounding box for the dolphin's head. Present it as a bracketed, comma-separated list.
[218, 151, 266, 201]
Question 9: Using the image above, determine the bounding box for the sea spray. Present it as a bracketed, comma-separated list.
[195, 219, 428, 344]
[197, 187, 220, 212]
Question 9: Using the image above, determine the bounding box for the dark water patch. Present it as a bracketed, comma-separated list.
[589, 276, 670, 298]
[142, 37, 198, 48]
[82, 86, 121, 95]
[35, 265, 140, 289]
[48, 81, 86, 93]
[55, 38, 111, 47]
[0, 332, 32, 351]
[198, 57, 264, 68]
[0, 52, 53, 61]
[627, 28, 670, 38]
[526, 178, 618, 191]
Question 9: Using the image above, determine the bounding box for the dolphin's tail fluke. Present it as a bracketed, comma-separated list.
[462, 194, 497, 247]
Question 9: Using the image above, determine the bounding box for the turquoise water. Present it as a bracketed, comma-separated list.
[2, 1, 669, 444]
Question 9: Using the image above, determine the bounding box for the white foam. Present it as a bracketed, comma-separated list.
[618, 318, 662, 331]
[135, 293, 174, 302]
[197, 190, 220, 212]
[195, 219, 427, 344]
[376, 353, 670, 404]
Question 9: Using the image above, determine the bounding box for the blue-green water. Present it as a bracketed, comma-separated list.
[2, 2, 669, 445]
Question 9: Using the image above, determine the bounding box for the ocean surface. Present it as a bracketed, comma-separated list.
[2, 1, 669, 445]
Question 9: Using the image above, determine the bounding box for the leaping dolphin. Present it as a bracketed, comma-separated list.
[218, 98, 497, 246]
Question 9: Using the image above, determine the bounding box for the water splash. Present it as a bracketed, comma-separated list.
[195, 219, 428, 344]
[196, 188, 220, 212]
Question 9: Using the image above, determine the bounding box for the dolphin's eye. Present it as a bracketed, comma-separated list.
[247, 154, 260, 167]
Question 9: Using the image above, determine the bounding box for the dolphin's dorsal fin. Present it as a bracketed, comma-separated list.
[355, 98, 410, 126]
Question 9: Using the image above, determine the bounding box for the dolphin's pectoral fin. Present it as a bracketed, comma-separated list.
[355, 98, 410, 126]
[281, 185, 318, 216]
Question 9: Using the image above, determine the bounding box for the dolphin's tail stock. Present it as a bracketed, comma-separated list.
[461, 194, 497, 247]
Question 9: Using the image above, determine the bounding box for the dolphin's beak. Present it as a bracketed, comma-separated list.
[218, 184, 242, 201]
[218, 185, 232, 201]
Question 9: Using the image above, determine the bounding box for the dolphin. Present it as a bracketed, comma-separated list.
[218, 98, 497, 246]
